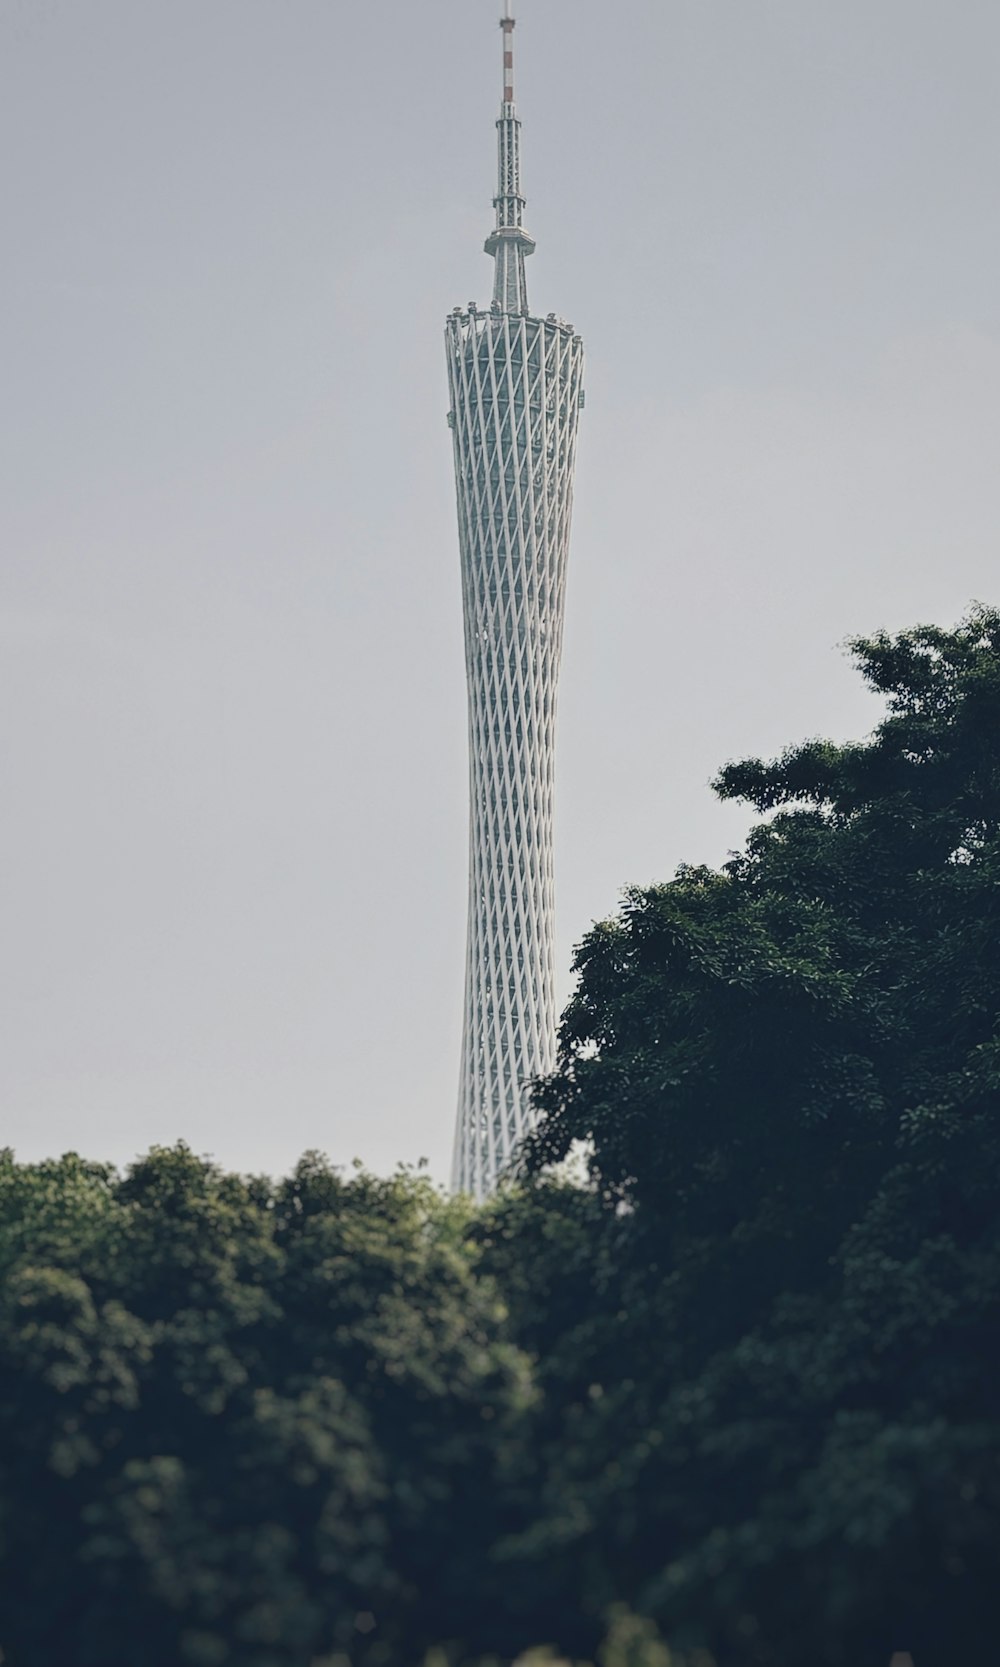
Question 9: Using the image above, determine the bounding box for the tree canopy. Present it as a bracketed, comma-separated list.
[0, 1151, 529, 1667]
[504, 605, 1000, 1664]
[2, 608, 999, 1667]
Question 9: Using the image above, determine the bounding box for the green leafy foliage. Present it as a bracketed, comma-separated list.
[502, 607, 1000, 1665]
[2, 610, 999, 1667]
[0, 1151, 527, 1667]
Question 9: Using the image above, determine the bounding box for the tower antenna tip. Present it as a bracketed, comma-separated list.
[500, 0, 515, 101]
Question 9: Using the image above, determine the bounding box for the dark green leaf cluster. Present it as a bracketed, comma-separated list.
[3, 609, 1000, 1667]
[0, 1149, 528, 1667]
[502, 607, 1000, 1664]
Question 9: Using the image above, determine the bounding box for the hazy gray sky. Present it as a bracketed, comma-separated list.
[3, 0, 999, 1182]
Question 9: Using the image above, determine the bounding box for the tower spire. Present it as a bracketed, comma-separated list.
[501, 0, 515, 103]
[484, 4, 535, 313]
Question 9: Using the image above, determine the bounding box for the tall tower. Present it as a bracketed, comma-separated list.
[447, 5, 584, 1198]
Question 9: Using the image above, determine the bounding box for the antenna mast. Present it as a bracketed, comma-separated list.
[485, 3, 535, 311]
[501, 1, 515, 105]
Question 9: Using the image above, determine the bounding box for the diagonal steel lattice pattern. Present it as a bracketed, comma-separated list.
[446, 7, 584, 1198]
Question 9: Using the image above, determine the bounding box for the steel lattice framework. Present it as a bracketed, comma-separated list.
[447, 6, 584, 1198]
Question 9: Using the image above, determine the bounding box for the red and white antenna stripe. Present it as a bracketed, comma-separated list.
[500, 2, 515, 104]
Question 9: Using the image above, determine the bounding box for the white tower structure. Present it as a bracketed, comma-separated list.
[447, 5, 584, 1198]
